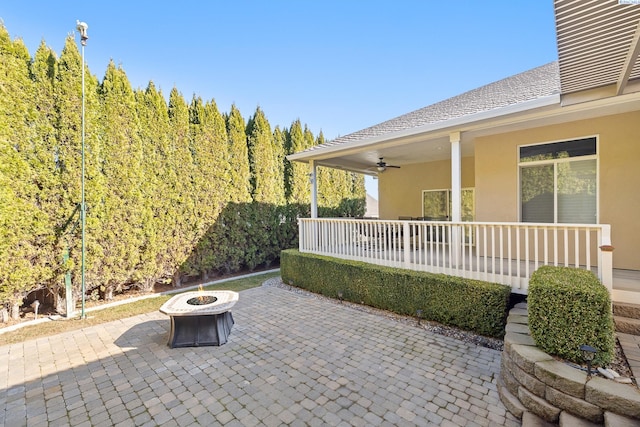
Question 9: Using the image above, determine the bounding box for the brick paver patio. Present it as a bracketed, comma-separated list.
[0, 282, 520, 426]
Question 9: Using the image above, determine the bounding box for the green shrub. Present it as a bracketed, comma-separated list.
[280, 249, 511, 337]
[528, 266, 614, 366]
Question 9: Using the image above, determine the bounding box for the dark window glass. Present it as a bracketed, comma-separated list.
[520, 137, 596, 162]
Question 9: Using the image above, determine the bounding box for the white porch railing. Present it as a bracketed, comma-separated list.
[298, 218, 613, 294]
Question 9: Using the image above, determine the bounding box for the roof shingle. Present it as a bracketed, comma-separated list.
[303, 62, 560, 153]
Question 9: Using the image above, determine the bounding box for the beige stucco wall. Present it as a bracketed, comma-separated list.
[377, 111, 640, 269]
[378, 158, 475, 219]
[474, 111, 640, 270]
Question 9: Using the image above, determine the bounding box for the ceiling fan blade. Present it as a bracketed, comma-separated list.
[373, 157, 400, 172]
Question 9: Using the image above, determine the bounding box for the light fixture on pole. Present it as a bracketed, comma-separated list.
[76, 20, 88, 320]
[579, 344, 598, 377]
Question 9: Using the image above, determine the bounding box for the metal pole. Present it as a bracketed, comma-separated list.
[81, 41, 86, 319]
[77, 20, 88, 320]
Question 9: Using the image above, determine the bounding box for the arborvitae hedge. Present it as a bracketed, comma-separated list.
[0, 23, 365, 318]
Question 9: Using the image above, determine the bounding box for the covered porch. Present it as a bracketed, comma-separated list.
[288, 2, 640, 307]
[298, 218, 639, 304]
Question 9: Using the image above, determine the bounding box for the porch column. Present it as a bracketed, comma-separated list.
[450, 132, 462, 268]
[450, 132, 461, 222]
[309, 160, 318, 219]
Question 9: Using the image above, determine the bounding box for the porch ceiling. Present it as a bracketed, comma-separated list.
[555, 0, 640, 96]
[312, 135, 461, 176]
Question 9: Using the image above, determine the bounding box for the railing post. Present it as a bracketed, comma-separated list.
[451, 223, 461, 269]
[298, 218, 304, 252]
[313, 219, 319, 252]
[403, 221, 411, 268]
[599, 224, 614, 292]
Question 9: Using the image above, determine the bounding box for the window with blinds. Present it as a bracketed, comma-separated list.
[519, 137, 597, 224]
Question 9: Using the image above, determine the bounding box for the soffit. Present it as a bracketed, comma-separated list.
[555, 0, 640, 95]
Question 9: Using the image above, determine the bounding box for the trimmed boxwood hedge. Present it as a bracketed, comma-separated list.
[280, 249, 511, 337]
[528, 265, 614, 366]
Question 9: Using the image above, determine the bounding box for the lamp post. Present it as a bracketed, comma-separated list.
[76, 20, 88, 320]
[580, 344, 598, 377]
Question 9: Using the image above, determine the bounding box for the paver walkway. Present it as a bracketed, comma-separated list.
[618, 332, 640, 381]
[0, 284, 520, 426]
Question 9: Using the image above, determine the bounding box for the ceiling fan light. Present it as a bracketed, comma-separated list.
[377, 165, 386, 172]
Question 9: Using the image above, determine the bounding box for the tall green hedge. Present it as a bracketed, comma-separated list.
[0, 22, 365, 317]
[280, 249, 511, 337]
[528, 266, 615, 366]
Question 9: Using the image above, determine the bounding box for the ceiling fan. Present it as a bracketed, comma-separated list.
[375, 157, 400, 172]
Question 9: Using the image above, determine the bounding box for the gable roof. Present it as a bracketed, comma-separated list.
[300, 62, 560, 155]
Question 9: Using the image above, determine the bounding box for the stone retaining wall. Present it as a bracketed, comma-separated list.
[498, 302, 640, 425]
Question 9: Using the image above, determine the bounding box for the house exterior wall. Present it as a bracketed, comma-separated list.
[474, 111, 640, 270]
[376, 112, 639, 269]
[378, 158, 475, 219]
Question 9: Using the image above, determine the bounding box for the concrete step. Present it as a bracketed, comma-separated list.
[613, 302, 640, 320]
[614, 315, 640, 335]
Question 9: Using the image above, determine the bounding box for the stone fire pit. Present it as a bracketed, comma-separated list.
[159, 290, 239, 348]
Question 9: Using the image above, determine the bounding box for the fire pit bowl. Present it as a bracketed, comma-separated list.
[187, 295, 217, 305]
[159, 290, 239, 348]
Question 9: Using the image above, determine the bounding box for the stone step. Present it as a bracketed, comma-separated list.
[604, 412, 640, 427]
[522, 411, 556, 427]
[613, 302, 640, 320]
[559, 411, 601, 426]
[614, 316, 640, 335]
[521, 411, 640, 427]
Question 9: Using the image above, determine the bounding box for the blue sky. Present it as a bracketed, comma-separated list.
[1, 1, 558, 194]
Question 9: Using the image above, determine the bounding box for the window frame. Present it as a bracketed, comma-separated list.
[517, 135, 599, 224]
[421, 188, 475, 221]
